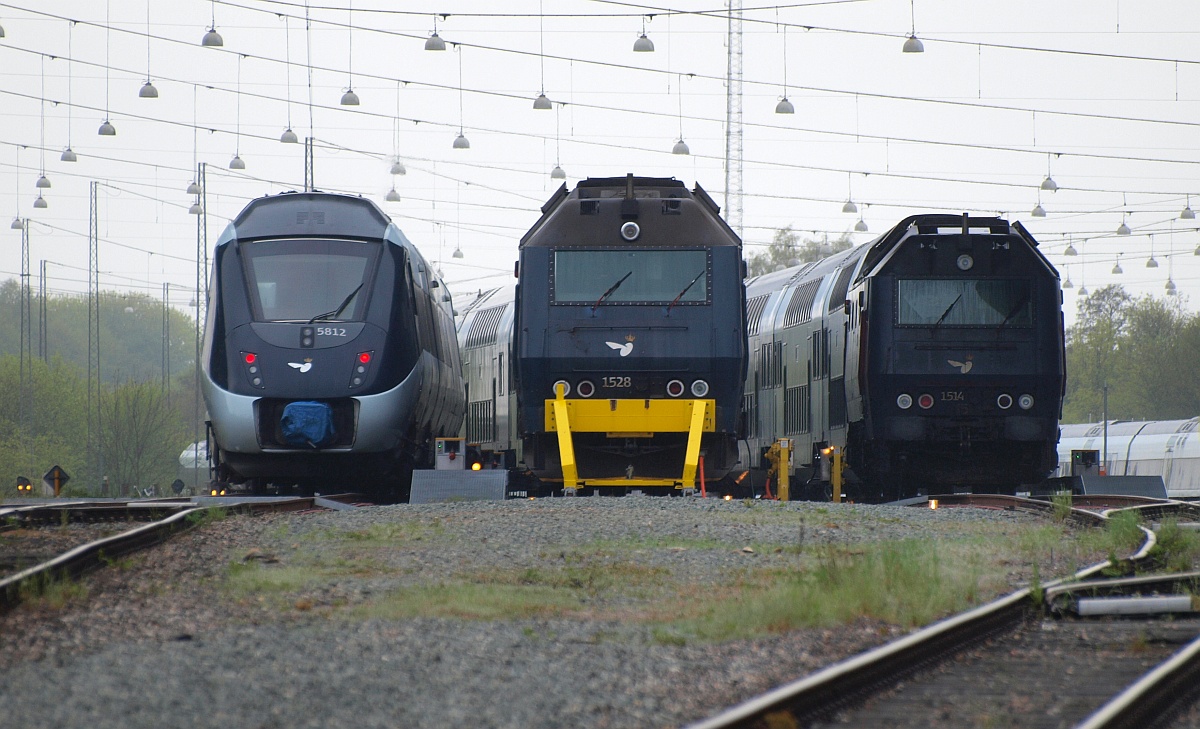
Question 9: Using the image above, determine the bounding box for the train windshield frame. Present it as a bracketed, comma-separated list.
[896, 278, 1033, 328]
[551, 248, 711, 305]
[240, 237, 381, 323]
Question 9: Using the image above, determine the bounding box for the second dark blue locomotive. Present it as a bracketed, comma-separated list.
[459, 174, 747, 494]
[741, 214, 1065, 500]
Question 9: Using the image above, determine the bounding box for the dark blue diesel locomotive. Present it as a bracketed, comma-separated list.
[201, 191, 465, 499]
[741, 214, 1065, 500]
[457, 175, 747, 494]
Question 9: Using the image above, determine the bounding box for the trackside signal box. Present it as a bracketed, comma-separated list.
[435, 438, 466, 470]
[1072, 450, 1101, 478]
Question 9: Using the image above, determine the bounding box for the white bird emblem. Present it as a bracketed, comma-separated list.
[606, 341, 634, 357]
[288, 361, 313, 373]
[947, 359, 973, 374]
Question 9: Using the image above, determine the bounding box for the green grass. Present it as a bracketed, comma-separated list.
[355, 582, 585, 620]
[185, 506, 228, 528]
[1051, 491, 1074, 523]
[18, 570, 88, 609]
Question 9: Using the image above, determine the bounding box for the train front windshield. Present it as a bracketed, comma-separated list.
[897, 279, 1032, 328]
[552, 249, 710, 305]
[241, 238, 380, 322]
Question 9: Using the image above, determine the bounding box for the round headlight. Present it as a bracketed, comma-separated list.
[691, 379, 710, 398]
[620, 221, 641, 241]
[1018, 394, 1035, 410]
[996, 393, 1013, 410]
[918, 393, 934, 410]
[896, 393, 913, 410]
[957, 254, 974, 271]
[666, 379, 685, 397]
[577, 380, 596, 398]
[552, 380, 571, 397]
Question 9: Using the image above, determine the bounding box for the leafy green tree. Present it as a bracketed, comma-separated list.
[101, 379, 190, 495]
[747, 228, 853, 277]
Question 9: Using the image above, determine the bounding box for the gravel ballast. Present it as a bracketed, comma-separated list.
[0, 497, 1102, 728]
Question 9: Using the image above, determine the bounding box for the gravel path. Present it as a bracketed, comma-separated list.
[0, 497, 1105, 729]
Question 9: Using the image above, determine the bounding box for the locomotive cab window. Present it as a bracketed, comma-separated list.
[551, 249, 710, 305]
[242, 238, 380, 322]
[897, 279, 1032, 327]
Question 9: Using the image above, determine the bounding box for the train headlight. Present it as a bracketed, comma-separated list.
[666, 379, 685, 397]
[896, 393, 913, 410]
[956, 254, 974, 271]
[552, 380, 571, 397]
[576, 380, 596, 398]
[1018, 394, 1035, 410]
[620, 221, 641, 241]
[917, 394, 934, 410]
[996, 393, 1013, 410]
[691, 379, 710, 398]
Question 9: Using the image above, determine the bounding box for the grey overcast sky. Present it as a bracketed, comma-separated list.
[2, 0, 1199, 326]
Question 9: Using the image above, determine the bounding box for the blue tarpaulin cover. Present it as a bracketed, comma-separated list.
[280, 401, 336, 448]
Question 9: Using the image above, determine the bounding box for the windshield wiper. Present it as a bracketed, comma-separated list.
[995, 293, 1030, 331]
[308, 283, 364, 324]
[591, 271, 633, 313]
[666, 271, 705, 314]
[931, 294, 962, 331]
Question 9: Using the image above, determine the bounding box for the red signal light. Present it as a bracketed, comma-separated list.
[243, 352, 257, 364]
[358, 352, 371, 364]
[918, 394, 934, 410]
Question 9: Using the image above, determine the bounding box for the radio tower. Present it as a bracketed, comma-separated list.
[724, 0, 744, 239]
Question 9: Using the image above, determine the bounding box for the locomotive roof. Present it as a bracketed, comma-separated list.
[229, 191, 392, 241]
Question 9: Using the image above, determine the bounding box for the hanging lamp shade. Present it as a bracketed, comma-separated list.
[33, 194, 47, 209]
[1167, 278, 1177, 293]
[201, 27, 223, 47]
[855, 217, 869, 232]
[452, 246, 464, 259]
[633, 33, 654, 52]
[188, 201, 202, 215]
[1112, 259, 1123, 274]
[1182, 205, 1196, 220]
[533, 93, 552, 110]
[775, 97, 795, 114]
[60, 147, 77, 162]
[390, 160, 407, 175]
[229, 154, 245, 170]
[425, 31, 446, 51]
[186, 181, 201, 195]
[1146, 256, 1159, 268]
[35, 175, 50, 189]
[1117, 220, 1131, 235]
[10, 216, 22, 229]
[1079, 284, 1088, 296]
[341, 89, 360, 106]
[0, 23, 5, 38]
[1064, 242, 1078, 256]
[672, 139, 690, 155]
[453, 132, 470, 149]
[98, 119, 116, 136]
[1040, 175, 1057, 192]
[1063, 277, 1073, 289]
[280, 127, 298, 143]
[139, 80, 159, 98]
[902, 34, 924, 53]
[842, 200, 857, 214]
[1031, 204, 1046, 218]
[385, 188, 401, 202]
[550, 165, 566, 180]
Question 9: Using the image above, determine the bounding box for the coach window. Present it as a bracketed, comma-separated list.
[242, 238, 379, 322]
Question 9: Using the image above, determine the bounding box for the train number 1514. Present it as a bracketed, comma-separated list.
[940, 390, 965, 401]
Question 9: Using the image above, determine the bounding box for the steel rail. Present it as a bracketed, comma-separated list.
[685, 495, 1162, 729]
[1078, 632, 1200, 729]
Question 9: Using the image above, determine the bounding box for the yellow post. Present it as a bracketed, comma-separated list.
[831, 446, 843, 503]
[680, 400, 708, 488]
[552, 383, 579, 490]
[777, 438, 791, 501]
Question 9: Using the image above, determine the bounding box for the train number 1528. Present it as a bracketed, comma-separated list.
[602, 376, 631, 388]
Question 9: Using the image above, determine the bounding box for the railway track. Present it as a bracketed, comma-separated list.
[0, 494, 365, 612]
[686, 493, 1200, 729]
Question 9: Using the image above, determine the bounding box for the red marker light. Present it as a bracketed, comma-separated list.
[244, 352, 257, 364]
[918, 394, 934, 410]
[358, 352, 371, 364]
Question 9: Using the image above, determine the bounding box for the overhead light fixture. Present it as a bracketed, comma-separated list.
[202, 27, 223, 47]
[340, 88, 360, 106]
[855, 217, 869, 232]
[10, 216, 22, 229]
[903, 34, 924, 53]
[385, 188, 401, 202]
[1040, 175, 1057, 191]
[452, 246, 464, 259]
[1031, 204, 1046, 218]
[842, 200, 857, 214]
[672, 138, 690, 155]
[550, 165, 566, 180]
[186, 181, 201, 195]
[775, 97, 795, 114]
[533, 93, 552, 110]
[229, 154, 245, 169]
[453, 132, 470, 149]
[1167, 278, 1177, 294]
[425, 31, 446, 51]
[1063, 275, 1074, 289]
[189, 201, 202, 215]
[60, 147, 77, 162]
[139, 80, 158, 98]
[1112, 254, 1123, 274]
[1117, 219, 1131, 235]
[633, 15, 654, 52]
[36, 175, 50, 189]
[1079, 284, 1088, 296]
[1063, 240, 1077, 256]
[1183, 195, 1196, 220]
[98, 119, 116, 135]
[390, 160, 406, 175]
[280, 127, 298, 144]
[33, 193, 47, 209]
[0, 22, 5, 38]
[1146, 256, 1159, 268]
